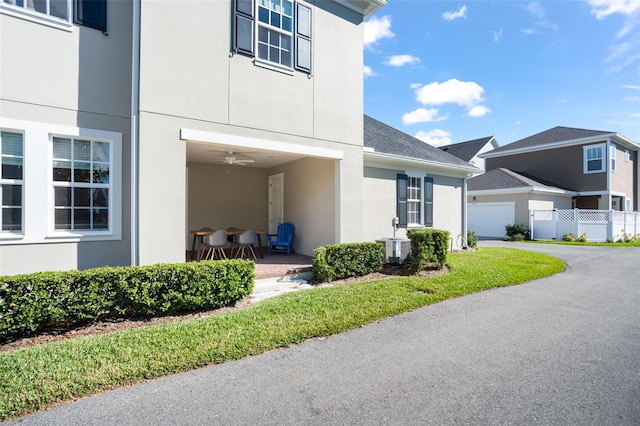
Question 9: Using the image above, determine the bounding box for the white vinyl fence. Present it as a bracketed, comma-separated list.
[530, 209, 640, 242]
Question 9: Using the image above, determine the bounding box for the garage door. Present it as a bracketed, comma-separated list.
[468, 202, 515, 238]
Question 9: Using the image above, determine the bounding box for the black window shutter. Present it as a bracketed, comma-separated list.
[397, 174, 408, 226]
[234, 0, 254, 56]
[74, 0, 107, 32]
[295, 3, 312, 73]
[424, 176, 433, 227]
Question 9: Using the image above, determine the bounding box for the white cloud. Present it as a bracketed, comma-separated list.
[413, 78, 485, 108]
[414, 129, 453, 147]
[363, 65, 375, 78]
[521, 28, 537, 36]
[524, 2, 545, 19]
[622, 84, 640, 90]
[588, 0, 640, 19]
[442, 5, 467, 21]
[468, 105, 491, 117]
[492, 27, 503, 42]
[402, 108, 447, 125]
[364, 15, 394, 48]
[623, 95, 640, 101]
[384, 54, 421, 67]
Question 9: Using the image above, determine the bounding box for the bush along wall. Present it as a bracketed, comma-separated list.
[407, 228, 450, 271]
[0, 259, 254, 343]
[313, 242, 384, 282]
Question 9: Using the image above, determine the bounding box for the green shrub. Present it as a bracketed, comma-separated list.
[467, 230, 478, 248]
[576, 233, 588, 243]
[0, 260, 254, 342]
[312, 242, 384, 282]
[562, 233, 577, 242]
[407, 228, 449, 271]
[505, 224, 530, 241]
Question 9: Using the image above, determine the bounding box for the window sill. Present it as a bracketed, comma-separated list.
[0, 3, 73, 32]
[253, 59, 295, 76]
[583, 170, 606, 174]
[0, 233, 25, 242]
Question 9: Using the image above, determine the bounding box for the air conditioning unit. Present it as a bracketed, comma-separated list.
[376, 237, 411, 265]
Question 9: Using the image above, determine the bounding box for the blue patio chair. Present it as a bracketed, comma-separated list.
[267, 222, 295, 255]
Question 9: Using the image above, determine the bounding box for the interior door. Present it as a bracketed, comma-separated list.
[268, 173, 284, 234]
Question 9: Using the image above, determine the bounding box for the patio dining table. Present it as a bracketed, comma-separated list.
[189, 229, 265, 261]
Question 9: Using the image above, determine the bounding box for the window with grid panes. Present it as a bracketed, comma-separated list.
[1, 131, 23, 232]
[1, 0, 106, 31]
[52, 136, 110, 231]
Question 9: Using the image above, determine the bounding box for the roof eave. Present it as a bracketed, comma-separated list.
[364, 150, 481, 176]
[332, 0, 386, 18]
[468, 187, 577, 196]
[480, 132, 640, 159]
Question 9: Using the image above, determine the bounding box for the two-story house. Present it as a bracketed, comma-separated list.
[467, 126, 639, 238]
[1, 0, 479, 276]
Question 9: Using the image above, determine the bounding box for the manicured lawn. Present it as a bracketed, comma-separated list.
[0, 247, 565, 421]
[528, 239, 640, 247]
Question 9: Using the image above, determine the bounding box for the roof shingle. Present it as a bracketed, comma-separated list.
[489, 126, 613, 154]
[439, 136, 494, 162]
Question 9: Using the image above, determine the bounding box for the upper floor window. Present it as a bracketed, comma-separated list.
[583, 144, 605, 174]
[397, 174, 433, 227]
[1, 0, 106, 32]
[1, 131, 23, 232]
[52, 136, 111, 231]
[610, 145, 616, 172]
[233, 0, 312, 74]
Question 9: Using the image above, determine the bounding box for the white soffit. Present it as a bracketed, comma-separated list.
[180, 128, 344, 160]
[332, 0, 386, 18]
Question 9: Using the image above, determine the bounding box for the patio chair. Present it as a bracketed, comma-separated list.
[200, 229, 228, 260]
[233, 229, 258, 261]
[267, 222, 295, 255]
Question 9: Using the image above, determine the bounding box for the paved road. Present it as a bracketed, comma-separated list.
[9, 242, 640, 425]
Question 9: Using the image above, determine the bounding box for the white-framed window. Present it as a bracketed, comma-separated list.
[233, 0, 312, 74]
[610, 145, 616, 172]
[1, 131, 24, 233]
[583, 144, 606, 173]
[625, 149, 630, 162]
[397, 174, 433, 227]
[52, 136, 111, 231]
[1, 0, 106, 32]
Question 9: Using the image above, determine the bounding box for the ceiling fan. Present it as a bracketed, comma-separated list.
[221, 151, 255, 166]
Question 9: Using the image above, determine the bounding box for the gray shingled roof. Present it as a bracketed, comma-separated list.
[364, 115, 475, 169]
[468, 168, 574, 192]
[439, 136, 494, 162]
[489, 126, 613, 154]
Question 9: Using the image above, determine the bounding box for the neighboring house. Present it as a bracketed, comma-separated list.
[439, 136, 499, 171]
[467, 126, 639, 238]
[362, 116, 480, 247]
[0, 0, 389, 275]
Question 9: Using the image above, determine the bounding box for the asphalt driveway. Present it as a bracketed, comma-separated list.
[9, 242, 640, 425]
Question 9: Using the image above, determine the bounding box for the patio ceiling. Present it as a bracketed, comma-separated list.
[186, 141, 306, 169]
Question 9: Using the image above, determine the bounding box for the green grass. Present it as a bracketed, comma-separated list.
[0, 247, 565, 421]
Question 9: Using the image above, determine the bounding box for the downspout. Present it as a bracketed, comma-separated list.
[462, 175, 468, 249]
[606, 137, 612, 210]
[130, 0, 141, 266]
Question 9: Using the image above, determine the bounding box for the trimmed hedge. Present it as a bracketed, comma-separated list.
[407, 228, 449, 271]
[0, 260, 254, 343]
[313, 242, 384, 282]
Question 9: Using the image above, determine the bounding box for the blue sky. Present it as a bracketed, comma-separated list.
[363, 0, 640, 148]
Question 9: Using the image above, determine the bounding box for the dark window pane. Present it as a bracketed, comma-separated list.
[236, 0, 253, 16]
[258, 26, 268, 43]
[2, 159, 22, 180]
[55, 209, 72, 230]
[283, 0, 292, 16]
[53, 160, 72, 182]
[93, 209, 108, 229]
[258, 43, 268, 59]
[269, 29, 279, 45]
[93, 188, 108, 207]
[281, 49, 291, 67]
[258, 6, 268, 23]
[74, 187, 91, 207]
[51, 0, 68, 19]
[270, 46, 278, 62]
[32, 0, 46, 13]
[92, 164, 109, 184]
[2, 207, 21, 231]
[2, 184, 22, 206]
[74, 162, 91, 182]
[55, 187, 71, 207]
[74, 209, 91, 229]
[282, 16, 291, 31]
[271, 11, 280, 28]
